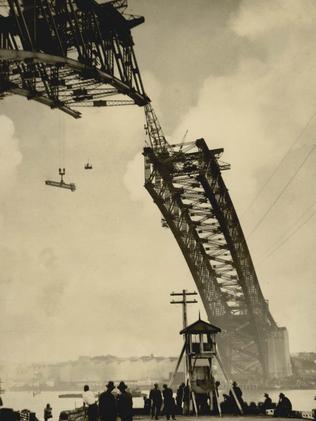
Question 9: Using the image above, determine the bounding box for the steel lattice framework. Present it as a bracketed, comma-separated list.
[0, 0, 149, 117]
[144, 104, 290, 381]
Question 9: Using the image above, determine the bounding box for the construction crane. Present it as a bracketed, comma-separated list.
[0, 0, 149, 118]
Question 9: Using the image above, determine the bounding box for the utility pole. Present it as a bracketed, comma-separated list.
[170, 289, 198, 329]
[170, 289, 198, 385]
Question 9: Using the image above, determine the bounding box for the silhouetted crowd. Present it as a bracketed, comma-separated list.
[218, 387, 293, 417]
[82, 382, 133, 421]
[82, 382, 178, 421]
[79, 380, 294, 421]
[147, 381, 294, 417]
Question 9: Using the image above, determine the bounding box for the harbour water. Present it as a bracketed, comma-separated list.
[1, 389, 315, 421]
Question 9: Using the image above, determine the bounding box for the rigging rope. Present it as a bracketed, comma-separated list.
[242, 111, 316, 217]
[249, 145, 315, 237]
[258, 204, 316, 263]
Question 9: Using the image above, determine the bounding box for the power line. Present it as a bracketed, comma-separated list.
[258, 207, 316, 263]
[249, 145, 315, 237]
[242, 111, 316, 217]
[258, 201, 316, 263]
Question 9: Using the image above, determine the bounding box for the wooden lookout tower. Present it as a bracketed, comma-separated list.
[169, 316, 243, 416]
[180, 318, 221, 393]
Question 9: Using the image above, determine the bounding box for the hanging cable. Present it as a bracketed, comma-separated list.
[249, 145, 315, 237]
[242, 110, 316, 217]
[258, 200, 316, 263]
[59, 113, 66, 169]
[258, 207, 316, 264]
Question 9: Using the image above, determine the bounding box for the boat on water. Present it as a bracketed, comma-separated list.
[130, 388, 146, 398]
[59, 393, 83, 399]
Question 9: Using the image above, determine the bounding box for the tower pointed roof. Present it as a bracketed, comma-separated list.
[180, 319, 221, 335]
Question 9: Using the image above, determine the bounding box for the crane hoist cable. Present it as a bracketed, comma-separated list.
[45, 114, 76, 191]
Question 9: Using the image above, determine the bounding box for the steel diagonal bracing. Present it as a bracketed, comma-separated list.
[143, 105, 284, 379]
[144, 148, 228, 320]
[196, 139, 276, 326]
[0, 0, 149, 116]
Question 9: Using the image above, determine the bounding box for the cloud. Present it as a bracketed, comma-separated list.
[172, 0, 316, 209]
[0, 115, 22, 194]
[170, 0, 316, 351]
[230, 0, 316, 39]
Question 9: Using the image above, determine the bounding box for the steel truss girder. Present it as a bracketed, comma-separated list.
[196, 139, 276, 326]
[0, 0, 149, 117]
[144, 137, 279, 380]
[144, 148, 228, 319]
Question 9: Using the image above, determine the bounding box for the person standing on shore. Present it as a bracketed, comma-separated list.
[82, 385, 98, 421]
[149, 383, 162, 420]
[117, 381, 133, 421]
[176, 383, 185, 414]
[162, 385, 176, 420]
[44, 404, 52, 421]
[99, 381, 117, 421]
[182, 383, 191, 415]
[229, 381, 244, 413]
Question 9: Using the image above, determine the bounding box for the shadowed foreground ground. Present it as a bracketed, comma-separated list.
[132, 417, 301, 421]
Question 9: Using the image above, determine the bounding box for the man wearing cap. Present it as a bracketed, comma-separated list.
[149, 383, 162, 419]
[260, 393, 273, 414]
[82, 385, 98, 421]
[99, 381, 117, 421]
[117, 381, 133, 421]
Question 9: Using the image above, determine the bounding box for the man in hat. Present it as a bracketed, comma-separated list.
[117, 381, 133, 421]
[149, 383, 162, 419]
[260, 393, 273, 414]
[82, 385, 98, 421]
[229, 381, 244, 413]
[162, 384, 176, 420]
[99, 381, 117, 421]
[221, 394, 234, 414]
[275, 393, 292, 417]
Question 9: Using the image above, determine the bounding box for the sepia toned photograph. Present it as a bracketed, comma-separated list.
[0, 1, 315, 421]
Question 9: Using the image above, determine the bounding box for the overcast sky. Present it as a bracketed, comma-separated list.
[0, 0, 315, 364]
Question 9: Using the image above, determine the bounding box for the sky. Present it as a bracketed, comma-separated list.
[0, 0, 315, 364]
